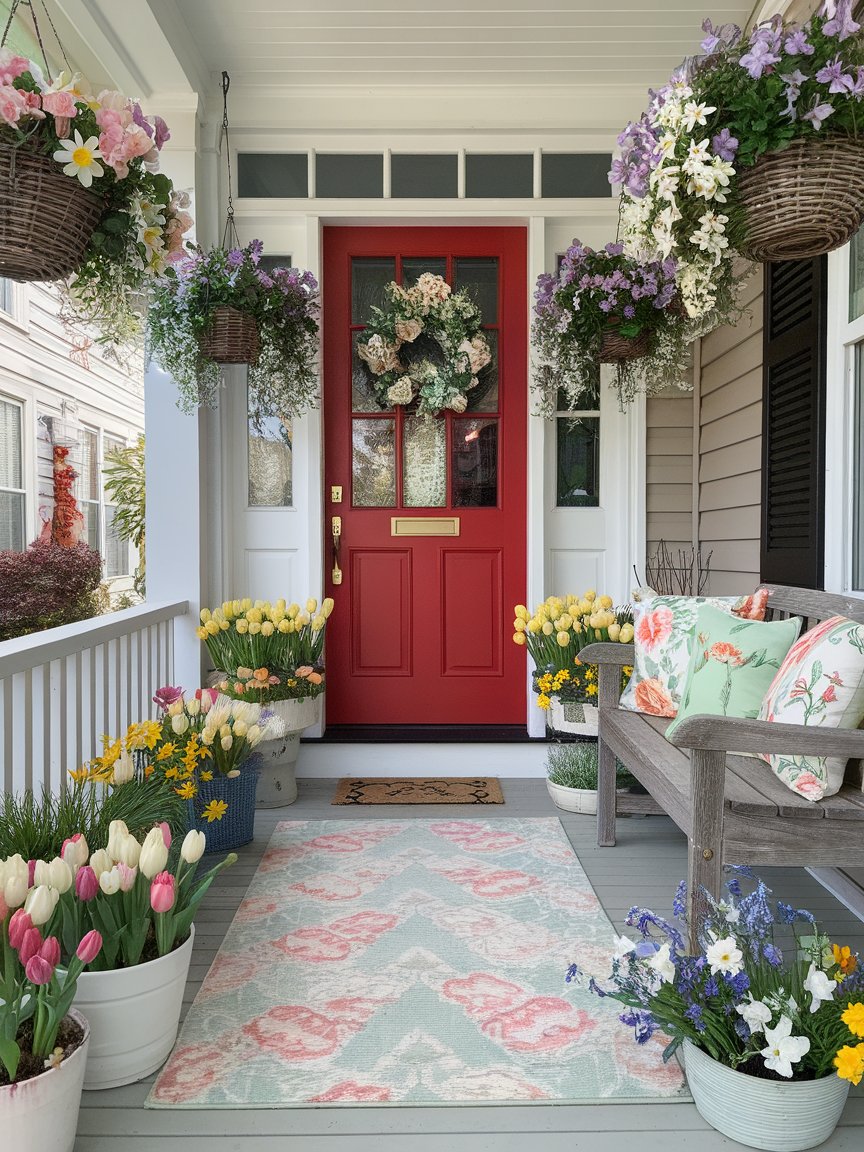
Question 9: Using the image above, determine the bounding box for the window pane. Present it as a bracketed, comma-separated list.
[352, 419, 396, 507]
[391, 154, 458, 198]
[258, 254, 293, 276]
[249, 412, 293, 507]
[0, 278, 11, 314]
[316, 154, 383, 199]
[78, 429, 99, 503]
[237, 153, 308, 198]
[454, 257, 498, 323]
[0, 490, 24, 551]
[851, 226, 864, 322]
[401, 257, 446, 286]
[854, 344, 864, 588]
[467, 329, 498, 413]
[80, 501, 99, 552]
[557, 417, 600, 507]
[352, 330, 388, 413]
[557, 374, 600, 411]
[452, 418, 498, 507]
[541, 153, 613, 198]
[104, 504, 128, 578]
[403, 417, 446, 507]
[465, 154, 533, 198]
[352, 257, 396, 324]
[0, 398, 22, 488]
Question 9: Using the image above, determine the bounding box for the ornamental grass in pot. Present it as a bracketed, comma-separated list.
[545, 742, 638, 815]
[571, 870, 864, 1151]
[1, 823, 237, 1091]
[0, 869, 102, 1152]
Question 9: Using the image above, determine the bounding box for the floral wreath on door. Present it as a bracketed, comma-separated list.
[357, 273, 492, 417]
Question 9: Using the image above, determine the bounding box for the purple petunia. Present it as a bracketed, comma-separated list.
[780, 69, 808, 120]
[248, 238, 264, 263]
[712, 128, 739, 162]
[623, 304, 636, 319]
[784, 29, 814, 56]
[803, 99, 836, 129]
[817, 56, 856, 93]
[226, 248, 245, 267]
[822, 0, 861, 42]
[740, 37, 781, 80]
[700, 18, 742, 56]
[153, 116, 170, 150]
[131, 102, 155, 139]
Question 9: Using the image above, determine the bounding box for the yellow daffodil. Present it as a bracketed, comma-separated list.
[156, 743, 177, 762]
[842, 1003, 864, 1039]
[126, 720, 161, 751]
[536, 693, 551, 710]
[176, 781, 197, 800]
[200, 770, 213, 782]
[834, 945, 859, 978]
[203, 799, 228, 822]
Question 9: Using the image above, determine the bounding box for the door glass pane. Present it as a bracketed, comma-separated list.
[451, 418, 498, 507]
[467, 329, 498, 412]
[0, 490, 24, 552]
[557, 417, 600, 507]
[401, 257, 447, 286]
[352, 330, 389, 413]
[454, 257, 498, 324]
[403, 417, 446, 507]
[249, 411, 293, 507]
[0, 398, 22, 488]
[352, 418, 396, 507]
[851, 226, 864, 322]
[351, 257, 396, 323]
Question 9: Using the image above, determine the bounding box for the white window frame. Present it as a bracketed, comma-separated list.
[0, 392, 26, 552]
[77, 425, 133, 580]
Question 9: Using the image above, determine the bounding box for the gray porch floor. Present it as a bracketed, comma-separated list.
[75, 777, 864, 1151]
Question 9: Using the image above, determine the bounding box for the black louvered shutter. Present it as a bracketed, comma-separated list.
[760, 257, 827, 589]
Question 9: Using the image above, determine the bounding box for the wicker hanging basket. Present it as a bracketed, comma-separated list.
[198, 306, 260, 365]
[599, 325, 650, 363]
[736, 137, 864, 263]
[0, 142, 104, 282]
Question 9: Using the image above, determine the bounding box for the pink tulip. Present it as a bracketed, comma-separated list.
[39, 936, 61, 968]
[0, 892, 8, 923]
[76, 929, 103, 965]
[159, 822, 172, 850]
[8, 908, 32, 949]
[149, 871, 175, 914]
[116, 862, 137, 892]
[27, 859, 36, 887]
[18, 926, 44, 965]
[75, 865, 99, 902]
[25, 954, 55, 985]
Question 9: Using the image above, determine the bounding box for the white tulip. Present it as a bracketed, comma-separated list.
[112, 748, 135, 786]
[220, 735, 233, 751]
[180, 830, 206, 864]
[33, 859, 52, 888]
[246, 724, 262, 747]
[99, 867, 121, 895]
[226, 769, 240, 778]
[5, 854, 28, 884]
[24, 884, 59, 926]
[186, 698, 201, 717]
[4, 874, 28, 909]
[233, 720, 248, 738]
[89, 848, 113, 878]
[47, 857, 73, 894]
[139, 827, 169, 879]
[116, 834, 141, 869]
[171, 714, 190, 735]
[107, 819, 130, 862]
[61, 835, 89, 870]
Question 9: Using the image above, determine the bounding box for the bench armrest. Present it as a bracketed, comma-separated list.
[578, 642, 634, 667]
[666, 714, 864, 758]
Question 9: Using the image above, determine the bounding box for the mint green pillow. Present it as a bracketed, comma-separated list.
[665, 604, 801, 742]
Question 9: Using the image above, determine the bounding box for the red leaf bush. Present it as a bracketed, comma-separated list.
[0, 539, 102, 641]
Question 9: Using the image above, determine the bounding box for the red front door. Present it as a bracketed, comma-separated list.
[323, 227, 527, 725]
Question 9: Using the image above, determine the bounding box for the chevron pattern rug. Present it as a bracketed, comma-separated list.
[148, 818, 686, 1107]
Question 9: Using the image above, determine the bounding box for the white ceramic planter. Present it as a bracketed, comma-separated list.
[258, 696, 321, 807]
[546, 779, 599, 814]
[72, 926, 194, 1091]
[683, 1040, 850, 1152]
[2, 1008, 89, 1152]
[547, 698, 598, 737]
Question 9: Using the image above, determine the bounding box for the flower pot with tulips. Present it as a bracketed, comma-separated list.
[513, 592, 634, 734]
[0, 49, 192, 342]
[5, 822, 236, 1091]
[532, 241, 690, 412]
[148, 242, 319, 428]
[0, 855, 103, 1152]
[571, 870, 864, 1150]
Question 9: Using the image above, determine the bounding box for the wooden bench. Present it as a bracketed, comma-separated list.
[580, 585, 864, 945]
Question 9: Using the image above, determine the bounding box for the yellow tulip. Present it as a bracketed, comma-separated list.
[566, 594, 578, 606]
[608, 623, 621, 641]
[558, 613, 573, 629]
[512, 632, 526, 646]
[199, 608, 211, 624]
[235, 619, 249, 634]
[573, 620, 583, 633]
[311, 615, 325, 631]
[241, 597, 252, 612]
[542, 621, 554, 636]
[598, 594, 613, 609]
[246, 608, 263, 624]
[589, 614, 600, 629]
[288, 603, 300, 619]
[278, 619, 292, 633]
[275, 598, 286, 611]
[219, 619, 230, 631]
[205, 619, 219, 635]
[195, 626, 207, 640]
[556, 631, 570, 647]
[222, 601, 235, 619]
[527, 618, 542, 633]
[620, 623, 634, 644]
[585, 590, 596, 602]
[261, 621, 274, 637]
[254, 600, 265, 610]
[249, 621, 262, 635]
[232, 599, 242, 616]
[578, 599, 592, 616]
[306, 598, 318, 614]
[513, 618, 526, 632]
[296, 613, 310, 627]
[514, 604, 529, 621]
[322, 597, 335, 618]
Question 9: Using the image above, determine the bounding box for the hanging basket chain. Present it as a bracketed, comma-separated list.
[36, 0, 72, 76]
[0, 0, 68, 84]
[220, 69, 241, 251]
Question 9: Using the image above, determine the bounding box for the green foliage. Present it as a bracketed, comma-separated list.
[103, 435, 146, 596]
[546, 741, 637, 790]
[0, 777, 185, 861]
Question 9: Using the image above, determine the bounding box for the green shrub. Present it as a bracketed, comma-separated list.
[545, 741, 637, 791]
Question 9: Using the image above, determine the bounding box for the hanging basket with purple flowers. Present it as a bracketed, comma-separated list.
[531, 240, 691, 412]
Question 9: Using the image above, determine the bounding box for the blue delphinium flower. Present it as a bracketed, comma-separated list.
[726, 971, 750, 998]
[672, 880, 687, 919]
[763, 943, 784, 968]
[565, 963, 580, 984]
[620, 1009, 656, 1044]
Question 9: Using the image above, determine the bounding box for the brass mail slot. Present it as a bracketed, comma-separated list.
[391, 516, 461, 537]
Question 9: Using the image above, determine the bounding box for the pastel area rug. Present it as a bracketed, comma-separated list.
[147, 818, 686, 1107]
[332, 777, 504, 805]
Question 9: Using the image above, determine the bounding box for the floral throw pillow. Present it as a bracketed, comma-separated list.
[664, 605, 801, 742]
[619, 589, 769, 718]
[758, 616, 864, 802]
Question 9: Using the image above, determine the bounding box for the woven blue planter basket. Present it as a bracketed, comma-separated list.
[187, 756, 260, 854]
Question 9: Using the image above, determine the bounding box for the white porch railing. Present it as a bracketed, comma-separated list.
[0, 601, 188, 796]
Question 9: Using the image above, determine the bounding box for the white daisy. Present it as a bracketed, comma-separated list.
[52, 130, 103, 187]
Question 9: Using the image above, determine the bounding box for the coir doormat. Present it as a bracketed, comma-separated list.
[332, 777, 504, 805]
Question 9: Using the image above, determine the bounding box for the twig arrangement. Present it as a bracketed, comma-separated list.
[638, 540, 713, 597]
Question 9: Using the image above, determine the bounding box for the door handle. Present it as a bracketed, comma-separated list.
[331, 516, 343, 585]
